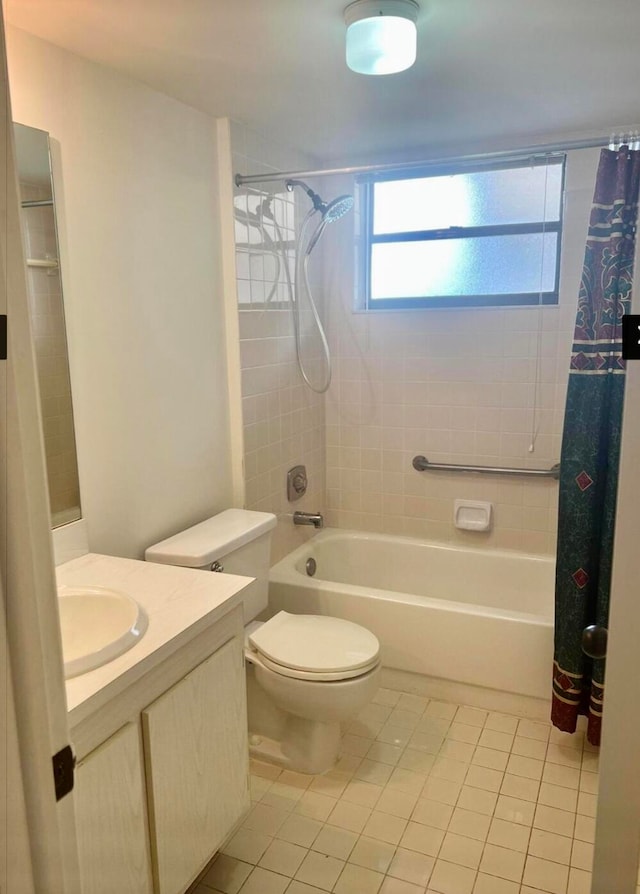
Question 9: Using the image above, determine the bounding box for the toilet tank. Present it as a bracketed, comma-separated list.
[145, 509, 277, 622]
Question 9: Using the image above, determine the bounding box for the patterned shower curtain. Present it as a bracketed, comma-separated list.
[552, 147, 640, 746]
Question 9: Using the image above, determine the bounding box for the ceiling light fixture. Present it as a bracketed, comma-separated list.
[344, 0, 419, 76]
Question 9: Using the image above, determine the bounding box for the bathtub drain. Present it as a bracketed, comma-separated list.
[306, 558, 317, 577]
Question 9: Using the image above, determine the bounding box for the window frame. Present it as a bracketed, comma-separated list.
[360, 154, 566, 311]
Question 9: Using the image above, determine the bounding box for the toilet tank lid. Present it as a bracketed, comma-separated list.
[145, 509, 277, 567]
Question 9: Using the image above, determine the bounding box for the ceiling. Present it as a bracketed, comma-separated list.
[5, 0, 640, 164]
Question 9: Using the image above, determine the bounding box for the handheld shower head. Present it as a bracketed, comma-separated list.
[286, 179, 354, 224]
[279, 180, 353, 394]
[286, 179, 354, 254]
[323, 194, 354, 223]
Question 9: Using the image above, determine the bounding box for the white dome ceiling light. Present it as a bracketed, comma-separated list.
[344, 0, 420, 76]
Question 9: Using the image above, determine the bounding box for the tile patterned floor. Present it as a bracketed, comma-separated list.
[192, 689, 600, 894]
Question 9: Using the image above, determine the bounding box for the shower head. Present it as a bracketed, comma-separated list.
[323, 194, 354, 223]
[286, 179, 354, 255]
[286, 179, 354, 223]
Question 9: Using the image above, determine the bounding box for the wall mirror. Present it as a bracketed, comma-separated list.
[14, 122, 81, 528]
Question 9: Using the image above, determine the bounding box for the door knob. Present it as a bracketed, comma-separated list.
[582, 625, 608, 659]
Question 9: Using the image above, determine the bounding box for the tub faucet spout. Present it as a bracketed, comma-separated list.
[293, 511, 324, 529]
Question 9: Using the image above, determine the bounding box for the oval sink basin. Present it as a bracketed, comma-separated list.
[58, 586, 148, 678]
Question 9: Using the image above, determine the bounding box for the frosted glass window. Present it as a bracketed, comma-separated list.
[363, 156, 565, 309]
[373, 163, 563, 234]
[371, 233, 558, 300]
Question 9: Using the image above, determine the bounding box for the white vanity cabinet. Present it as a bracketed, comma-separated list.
[143, 637, 248, 894]
[70, 606, 250, 894]
[75, 722, 153, 894]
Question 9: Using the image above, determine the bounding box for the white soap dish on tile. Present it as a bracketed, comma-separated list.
[454, 500, 493, 532]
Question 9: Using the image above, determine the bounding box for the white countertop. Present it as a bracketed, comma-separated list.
[57, 553, 253, 724]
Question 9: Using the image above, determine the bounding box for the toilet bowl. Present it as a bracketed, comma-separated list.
[245, 612, 381, 773]
[146, 509, 381, 774]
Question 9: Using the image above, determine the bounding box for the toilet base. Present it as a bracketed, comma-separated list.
[249, 716, 342, 775]
[281, 715, 342, 775]
[246, 652, 380, 776]
[247, 658, 347, 774]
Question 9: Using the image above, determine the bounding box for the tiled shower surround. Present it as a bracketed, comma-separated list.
[232, 128, 600, 557]
[321, 151, 599, 554]
[323, 301, 570, 554]
[232, 121, 327, 562]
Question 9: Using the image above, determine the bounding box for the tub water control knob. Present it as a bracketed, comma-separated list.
[287, 465, 308, 501]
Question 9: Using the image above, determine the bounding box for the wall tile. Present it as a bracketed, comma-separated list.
[322, 150, 600, 554]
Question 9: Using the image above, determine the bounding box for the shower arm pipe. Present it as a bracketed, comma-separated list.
[412, 455, 561, 480]
[235, 135, 616, 187]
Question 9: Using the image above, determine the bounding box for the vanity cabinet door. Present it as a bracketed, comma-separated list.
[74, 722, 153, 894]
[142, 635, 249, 894]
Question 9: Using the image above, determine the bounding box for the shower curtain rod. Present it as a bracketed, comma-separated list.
[235, 134, 614, 187]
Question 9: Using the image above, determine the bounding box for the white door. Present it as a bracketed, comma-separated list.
[0, 7, 80, 892]
[589, 264, 640, 892]
[0, 27, 32, 886]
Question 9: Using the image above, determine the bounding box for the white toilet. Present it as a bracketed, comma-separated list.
[145, 509, 381, 774]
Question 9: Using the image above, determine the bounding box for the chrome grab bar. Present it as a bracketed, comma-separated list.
[412, 455, 561, 480]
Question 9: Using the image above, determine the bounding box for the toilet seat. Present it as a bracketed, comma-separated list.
[248, 611, 380, 682]
[248, 649, 380, 682]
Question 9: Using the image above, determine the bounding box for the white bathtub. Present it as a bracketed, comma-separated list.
[268, 529, 554, 700]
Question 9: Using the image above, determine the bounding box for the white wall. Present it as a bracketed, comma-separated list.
[7, 27, 233, 558]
